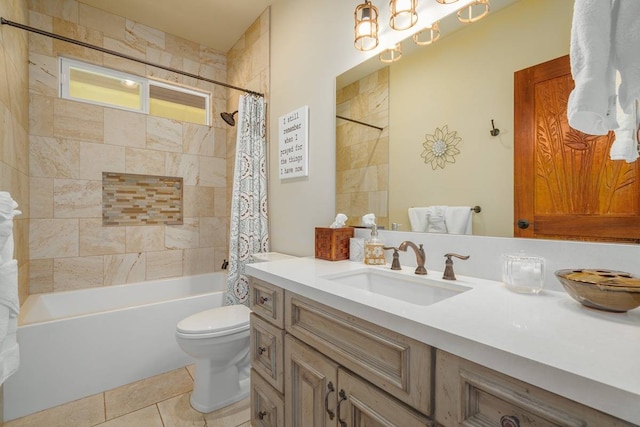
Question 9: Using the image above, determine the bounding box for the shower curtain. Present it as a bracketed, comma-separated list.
[225, 94, 269, 306]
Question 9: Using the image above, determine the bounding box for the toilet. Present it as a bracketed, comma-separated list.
[175, 304, 251, 413]
[176, 252, 296, 413]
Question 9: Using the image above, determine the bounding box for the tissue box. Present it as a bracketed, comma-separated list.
[315, 227, 354, 261]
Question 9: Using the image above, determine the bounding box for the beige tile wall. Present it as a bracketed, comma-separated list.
[225, 9, 271, 211]
[27, 0, 233, 293]
[0, 0, 30, 306]
[336, 68, 390, 229]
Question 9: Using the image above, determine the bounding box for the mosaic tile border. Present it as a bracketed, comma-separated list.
[102, 172, 183, 226]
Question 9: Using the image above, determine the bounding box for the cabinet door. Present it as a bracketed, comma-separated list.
[336, 369, 432, 427]
[285, 335, 339, 427]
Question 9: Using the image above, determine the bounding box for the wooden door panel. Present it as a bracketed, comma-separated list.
[514, 55, 640, 242]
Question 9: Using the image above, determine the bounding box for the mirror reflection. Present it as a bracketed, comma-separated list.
[336, 0, 573, 237]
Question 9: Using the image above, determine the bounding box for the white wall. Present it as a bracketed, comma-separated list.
[269, 0, 363, 255]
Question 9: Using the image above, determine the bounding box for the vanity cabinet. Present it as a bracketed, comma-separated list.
[435, 350, 635, 427]
[250, 277, 434, 427]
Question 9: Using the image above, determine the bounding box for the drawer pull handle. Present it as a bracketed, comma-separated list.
[258, 410, 268, 420]
[257, 346, 267, 355]
[325, 381, 335, 420]
[337, 389, 347, 427]
[259, 296, 269, 304]
[500, 415, 520, 427]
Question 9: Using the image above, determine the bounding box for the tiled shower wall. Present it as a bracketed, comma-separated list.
[26, 0, 232, 293]
[225, 10, 270, 205]
[0, 0, 30, 305]
[336, 68, 390, 229]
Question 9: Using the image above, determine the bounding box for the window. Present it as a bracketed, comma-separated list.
[59, 57, 210, 125]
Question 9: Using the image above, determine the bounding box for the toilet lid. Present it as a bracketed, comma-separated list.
[177, 304, 250, 336]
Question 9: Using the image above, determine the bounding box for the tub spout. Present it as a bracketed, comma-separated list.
[221, 259, 229, 270]
[398, 241, 427, 275]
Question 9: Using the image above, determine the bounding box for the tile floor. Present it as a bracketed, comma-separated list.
[4, 365, 251, 427]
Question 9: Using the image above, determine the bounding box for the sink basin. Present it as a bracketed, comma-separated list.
[322, 268, 470, 306]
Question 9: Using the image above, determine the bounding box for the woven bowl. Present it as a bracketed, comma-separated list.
[555, 269, 640, 312]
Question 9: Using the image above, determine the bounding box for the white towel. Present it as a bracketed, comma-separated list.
[408, 207, 430, 232]
[426, 206, 447, 233]
[568, 0, 617, 136]
[0, 222, 14, 266]
[614, 0, 640, 114]
[0, 260, 19, 316]
[611, 98, 639, 162]
[444, 206, 473, 235]
[0, 192, 20, 219]
[0, 329, 19, 385]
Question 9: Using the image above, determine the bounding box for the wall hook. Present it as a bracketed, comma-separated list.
[490, 119, 500, 136]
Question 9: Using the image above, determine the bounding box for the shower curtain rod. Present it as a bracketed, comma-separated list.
[336, 115, 384, 131]
[0, 17, 264, 98]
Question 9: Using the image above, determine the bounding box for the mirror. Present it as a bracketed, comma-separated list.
[336, 0, 573, 237]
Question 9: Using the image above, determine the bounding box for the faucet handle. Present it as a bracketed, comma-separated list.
[383, 246, 401, 270]
[443, 253, 470, 280]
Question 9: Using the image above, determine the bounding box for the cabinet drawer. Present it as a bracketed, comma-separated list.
[435, 350, 634, 427]
[251, 368, 284, 427]
[250, 277, 284, 328]
[285, 291, 433, 415]
[251, 313, 285, 393]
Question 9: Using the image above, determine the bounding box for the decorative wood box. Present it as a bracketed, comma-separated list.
[315, 227, 354, 261]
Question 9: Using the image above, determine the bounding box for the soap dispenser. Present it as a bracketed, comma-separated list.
[364, 224, 386, 265]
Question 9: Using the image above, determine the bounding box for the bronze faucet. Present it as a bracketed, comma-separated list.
[398, 241, 427, 275]
[383, 247, 401, 270]
[442, 253, 470, 280]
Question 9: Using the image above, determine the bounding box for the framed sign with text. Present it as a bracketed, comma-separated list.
[278, 105, 309, 179]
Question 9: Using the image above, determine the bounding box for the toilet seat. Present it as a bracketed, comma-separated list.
[177, 305, 250, 339]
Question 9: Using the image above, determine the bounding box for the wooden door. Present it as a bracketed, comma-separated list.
[285, 335, 339, 427]
[514, 55, 640, 242]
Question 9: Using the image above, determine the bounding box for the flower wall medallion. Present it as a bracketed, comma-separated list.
[421, 125, 462, 170]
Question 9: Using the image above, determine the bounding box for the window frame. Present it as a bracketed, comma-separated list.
[59, 57, 211, 125]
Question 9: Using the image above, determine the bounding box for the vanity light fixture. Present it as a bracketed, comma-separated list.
[412, 21, 440, 46]
[457, 0, 490, 23]
[389, 0, 418, 31]
[435, 0, 459, 3]
[354, 0, 380, 51]
[379, 43, 403, 63]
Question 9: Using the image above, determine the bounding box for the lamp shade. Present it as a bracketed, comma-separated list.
[379, 43, 402, 63]
[354, 1, 380, 51]
[389, 0, 418, 30]
[457, 0, 490, 23]
[413, 21, 440, 46]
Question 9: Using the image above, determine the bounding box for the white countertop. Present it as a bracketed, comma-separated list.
[246, 257, 640, 424]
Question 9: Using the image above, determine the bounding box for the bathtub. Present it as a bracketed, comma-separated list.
[3, 273, 226, 421]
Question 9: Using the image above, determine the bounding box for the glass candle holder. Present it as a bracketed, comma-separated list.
[502, 254, 545, 294]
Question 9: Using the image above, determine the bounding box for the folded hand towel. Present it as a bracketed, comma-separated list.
[426, 206, 447, 233]
[568, 0, 617, 135]
[444, 206, 473, 235]
[408, 207, 430, 232]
